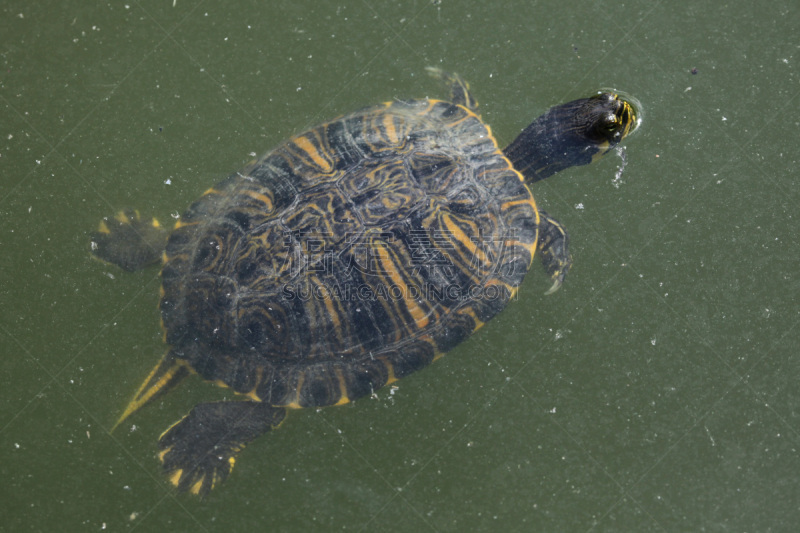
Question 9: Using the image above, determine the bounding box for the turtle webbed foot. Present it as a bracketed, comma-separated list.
[90, 209, 167, 271]
[158, 401, 286, 497]
[537, 211, 572, 294]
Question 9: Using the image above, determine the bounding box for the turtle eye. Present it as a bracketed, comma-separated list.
[602, 112, 619, 131]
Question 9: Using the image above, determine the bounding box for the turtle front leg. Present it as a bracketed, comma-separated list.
[158, 401, 286, 496]
[537, 211, 572, 294]
[90, 209, 167, 271]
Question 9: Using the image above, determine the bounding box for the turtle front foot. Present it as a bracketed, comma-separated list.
[158, 401, 286, 497]
[537, 211, 572, 294]
[90, 209, 167, 271]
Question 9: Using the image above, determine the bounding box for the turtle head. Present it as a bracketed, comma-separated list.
[503, 92, 638, 183]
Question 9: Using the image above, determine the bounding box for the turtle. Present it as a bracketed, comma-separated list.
[91, 68, 637, 496]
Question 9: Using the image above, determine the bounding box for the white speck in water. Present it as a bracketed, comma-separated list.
[574, 203, 584, 210]
[612, 146, 628, 188]
[705, 425, 716, 446]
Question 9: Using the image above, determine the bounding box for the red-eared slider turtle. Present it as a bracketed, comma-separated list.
[91, 68, 637, 496]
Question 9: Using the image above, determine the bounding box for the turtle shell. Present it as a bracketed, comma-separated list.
[159, 98, 540, 409]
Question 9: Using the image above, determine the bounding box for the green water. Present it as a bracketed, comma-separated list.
[2, 1, 799, 531]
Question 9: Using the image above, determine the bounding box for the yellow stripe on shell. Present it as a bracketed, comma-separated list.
[334, 368, 350, 406]
[458, 306, 486, 332]
[287, 372, 305, 409]
[374, 241, 429, 330]
[382, 358, 398, 384]
[243, 189, 274, 211]
[440, 212, 485, 266]
[382, 112, 400, 145]
[292, 133, 334, 174]
[484, 277, 516, 296]
[320, 286, 344, 345]
[245, 368, 264, 401]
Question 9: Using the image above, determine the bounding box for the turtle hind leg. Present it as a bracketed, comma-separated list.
[158, 401, 287, 497]
[425, 67, 479, 111]
[90, 208, 167, 271]
[537, 211, 572, 294]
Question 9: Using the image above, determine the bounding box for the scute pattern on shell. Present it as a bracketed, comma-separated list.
[158, 98, 540, 409]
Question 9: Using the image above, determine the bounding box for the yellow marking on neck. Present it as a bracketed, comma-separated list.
[591, 142, 612, 163]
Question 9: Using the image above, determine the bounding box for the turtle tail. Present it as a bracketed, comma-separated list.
[111, 350, 191, 432]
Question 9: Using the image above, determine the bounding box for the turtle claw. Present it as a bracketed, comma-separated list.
[158, 401, 286, 497]
[537, 211, 572, 293]
[426, 66, 478, 111]
[544, 277, 565, 296]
